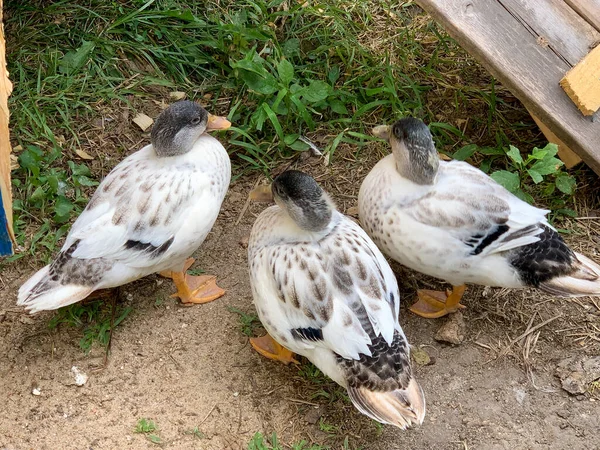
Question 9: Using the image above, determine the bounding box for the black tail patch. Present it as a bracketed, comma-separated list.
[508, 226, 575, 287]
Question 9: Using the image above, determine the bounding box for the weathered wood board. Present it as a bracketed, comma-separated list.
[0, 0, 14, 256]
[415, 0, 600, 176]
[564, 0, 600, 32]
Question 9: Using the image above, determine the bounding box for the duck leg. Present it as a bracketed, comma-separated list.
[409, 284, 466, 319]
[159, 258, 225, 305]
[250, 334, 299, 365]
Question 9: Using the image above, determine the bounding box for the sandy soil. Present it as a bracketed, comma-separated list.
[1, 143, 600, 450]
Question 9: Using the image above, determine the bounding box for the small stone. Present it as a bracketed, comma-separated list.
[304, 406, 323, 425]
[556, 410, 570, 419]
[32, 388, 41, 396]
[556, 356, 600, 395]
[239, 235, 250, 249]
[19, 316, 35, 325]
[71, 366, 88, 386]
[434, 311, 466, 345]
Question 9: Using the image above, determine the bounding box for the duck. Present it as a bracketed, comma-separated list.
[359, 117, 600, 319]
[247, 170, 425, 430]
[18, 100, 232, 313]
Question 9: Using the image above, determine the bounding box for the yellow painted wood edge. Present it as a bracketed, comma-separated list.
[560, 45, 600, 116]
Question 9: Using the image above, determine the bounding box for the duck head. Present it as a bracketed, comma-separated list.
[249, 170, 334, 232]
[373, 118, 439, 185]
[151, 100, 231, 157]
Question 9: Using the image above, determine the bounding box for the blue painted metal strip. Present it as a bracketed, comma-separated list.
[0, 183, 13, 256]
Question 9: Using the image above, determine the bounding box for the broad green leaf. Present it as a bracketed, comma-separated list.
[289, 140, 310, 151]
[526, 168, 543, 184]
[534, 142, 559, 158]
[29, 186, 45, 203]
[530, 156, 563, 175]
[230, 52, 278, 95]
[54, 196, 74, 223]
[19, 147, 42, 176]
[329, 99, 348, 115]
[284, 134, 299, 145]
[328, 65, 340, 84]
[555, 208, 577, 217]
[490, 170, 520, 192]
[555, 174, 576, 194]
[75, 175, 99, 187]
[506, 145, 523, 165]
[452, 144, 478, 161]
[302, 80, 332, 103]
[59, 40, 96, 74]
[513, 188, 534, 204]
[282, 38, 300, 57]
[277, 59, 294, 86]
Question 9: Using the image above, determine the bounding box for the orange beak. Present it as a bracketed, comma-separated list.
[206, 114, 232, 131]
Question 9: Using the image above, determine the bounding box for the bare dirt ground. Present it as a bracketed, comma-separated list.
[2, 130, 600, 450]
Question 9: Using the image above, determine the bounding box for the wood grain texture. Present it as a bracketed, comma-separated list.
[499, 0, 600, 66]
[415, 0, 600, 176]
[564, 0, 600, 32]
[560, 45, 600, 115]
[0, 0, 14, 255]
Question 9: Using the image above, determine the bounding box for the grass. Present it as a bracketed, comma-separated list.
[6, 0, 569, 261]
[228, 306, 262, 337]
[48, 297, 133, 354]
[248, 432, 330, 450]
[135, 418, 162, 445]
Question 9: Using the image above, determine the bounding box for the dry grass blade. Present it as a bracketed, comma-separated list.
[500, 314, 562, 357]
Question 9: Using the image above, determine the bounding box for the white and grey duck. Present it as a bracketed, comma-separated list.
[19, 101, 232, 313]
[247, 170, 425, 429]
[359, 117, 600, 318]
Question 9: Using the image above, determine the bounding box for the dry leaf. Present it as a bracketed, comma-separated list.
[169, 91, 186, 101]
[133, 113, 154, 131]
[10, 154, 19, 170]
[75, 149, 94, 160]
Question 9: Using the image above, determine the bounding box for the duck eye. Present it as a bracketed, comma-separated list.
[191, 117, 201, 125]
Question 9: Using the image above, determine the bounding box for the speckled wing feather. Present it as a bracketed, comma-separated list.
[399, 160, 550, 256]
[253, 212, 401, 360]
[62, 146, 211, 268]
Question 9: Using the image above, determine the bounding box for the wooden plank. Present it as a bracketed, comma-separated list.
[528, 109, 582, 168]
[0, 0, 14, 255]
[415, 0, 600, 176]
[499, 0, 600, 66]
[560, 45, 600, 115]
[564, 0, 600, 32]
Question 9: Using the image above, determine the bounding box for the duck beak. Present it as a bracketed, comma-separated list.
[248, 184, 273, 203]
[372, 124, 390, 140]
[206, 114, 231, 131]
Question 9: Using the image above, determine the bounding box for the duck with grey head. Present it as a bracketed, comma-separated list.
[359, 117, 600, 319]
[19, 100, 233, 313]
[247, 170, 425, 430]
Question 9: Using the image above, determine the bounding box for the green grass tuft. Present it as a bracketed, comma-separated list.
[48, 299, 133, 354]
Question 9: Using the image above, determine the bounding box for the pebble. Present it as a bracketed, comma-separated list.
[435, 311, 466, 345]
